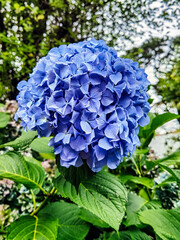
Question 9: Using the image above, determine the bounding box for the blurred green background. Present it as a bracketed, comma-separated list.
[0, 0, 179, 115]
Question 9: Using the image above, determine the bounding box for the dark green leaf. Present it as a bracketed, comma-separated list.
[58, 163, 94, 190]
[40, 201, 90, 240]
[0, 131, 38, 150]
[7, 214, 58, 240]
[139, 208, 180, 240]
[0, 152, 45, 189]
[0, 112, 10, 128]
[54, 171, 127, 230]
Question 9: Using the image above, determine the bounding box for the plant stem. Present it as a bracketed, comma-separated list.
[39, 185, 48, 195]
[31, 189, 36, 210]
[31, 187, 56, 216]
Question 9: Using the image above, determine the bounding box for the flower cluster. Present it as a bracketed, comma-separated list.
[15, 38, 150, 172]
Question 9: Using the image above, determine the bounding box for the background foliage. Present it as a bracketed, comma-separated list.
[0, 104, 180, 240]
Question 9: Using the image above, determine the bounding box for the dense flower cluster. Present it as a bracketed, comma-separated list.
[15, 38, 150, 172]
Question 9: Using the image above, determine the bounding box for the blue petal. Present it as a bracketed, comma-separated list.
[80, 121, 92, 134]
[70, 136, 87, 151]
[101, 90, 114, 106]
[94, 145, 106, 160]
[63, 134, 71, 144]
[109, 72, 122, 85]
[54, 132, 65, 143]
[138, 114, 150, 127]
[98, 137, 113, 150]
[104, 124, 119, 139]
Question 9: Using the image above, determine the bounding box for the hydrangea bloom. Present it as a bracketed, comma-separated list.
[15, 38, 150, 172]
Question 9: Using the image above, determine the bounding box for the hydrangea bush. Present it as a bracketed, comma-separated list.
[15, 38, 150, 171]
[1, 39, 180, 240]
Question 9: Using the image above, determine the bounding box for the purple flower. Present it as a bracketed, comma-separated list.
[15, 38, 150, 172]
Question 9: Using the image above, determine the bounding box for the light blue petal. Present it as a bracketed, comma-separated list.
[104, 124, 119, 139]
[98, 137, 113, 150]
[80, 121, 92, 134]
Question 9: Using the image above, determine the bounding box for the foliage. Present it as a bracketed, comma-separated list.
[156, 59, 180, 116]
[0, 111, 180, 239]
[124, 36, 180, 116]
[0, 0, 179, 99]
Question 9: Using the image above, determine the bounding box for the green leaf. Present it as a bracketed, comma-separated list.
[24, 156, 42, 166]
[0, 152, 45, 190]
[159, 164, 180, 187]
[139, 208, 180, 240]
[0, 131, 38, 150]
[120, 175, 154, 188]
[7, 214, 58, 240]
[58, 164, 94, 190]
[108, 229, 151, 240]
[80, 208, 109, 228]
[141, 113, 180, 148]
[139, 200, 162, 212]
[139, 189, 150, 201]
[0, 112, 10, 128]
[146, 150, 180, 171]
[125, 192, 146, 227]
[54, 171, 127, 230]
[158, 150, 180, 166]
[30, 137, 55, 159]
[40, 201, 90, 240]
[134, 149, 149, 155]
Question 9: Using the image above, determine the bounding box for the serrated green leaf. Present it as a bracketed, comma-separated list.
[0, 112, 10, 128]
[80, 208, 109, 228]
[139, 208, 180, 240]
[0, 131, 38, 150]
[120, 175, 154, 188]
[125, 192, 146, 227]
[30, 137, 54, 155]
[40, 201, 90, 240]
[0, 152, 45, 189]
[108, 229, 151, 240]
[7, 214, 58, 240]
[139, 200, 162, 212]
[54, 171, 127, 230]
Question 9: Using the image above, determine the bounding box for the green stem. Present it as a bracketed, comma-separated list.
[31, 187, 56, 216]
[39, 185, 48, 195]
[146, 187, 152, 200]
[132, 157, 141, 176]
[31, 189, 36, 210]
[138, 154, 143, 175]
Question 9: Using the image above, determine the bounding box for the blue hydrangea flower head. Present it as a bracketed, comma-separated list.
[15, 38, 150, 172]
